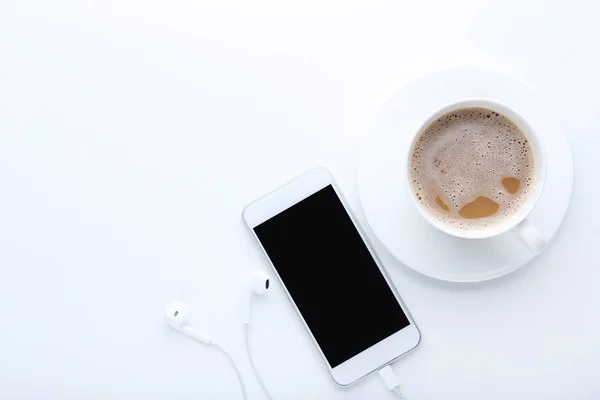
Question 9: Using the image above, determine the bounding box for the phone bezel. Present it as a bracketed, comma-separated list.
[242, 167, 421, 386]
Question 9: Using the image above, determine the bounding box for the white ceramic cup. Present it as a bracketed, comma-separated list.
[407, 99, 547, 253]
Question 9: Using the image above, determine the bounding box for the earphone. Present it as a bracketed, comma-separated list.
[243, 269, 270, 325]
[164, 269, 273, 400]
[164, 301, 212, 344]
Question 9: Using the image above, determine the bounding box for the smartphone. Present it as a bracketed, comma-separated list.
[243, 168, 420, 386]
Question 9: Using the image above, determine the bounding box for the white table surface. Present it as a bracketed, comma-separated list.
[1, 1, 598, 399]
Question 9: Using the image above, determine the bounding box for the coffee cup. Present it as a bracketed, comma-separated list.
[407, 99, 547, 253]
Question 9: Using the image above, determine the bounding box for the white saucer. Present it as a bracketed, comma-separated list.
[357, 68, 574, 282]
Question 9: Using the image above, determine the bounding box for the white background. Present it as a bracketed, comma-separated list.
[0, 0, 598, 399]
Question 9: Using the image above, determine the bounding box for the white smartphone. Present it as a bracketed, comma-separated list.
[243, 168, 420, 386]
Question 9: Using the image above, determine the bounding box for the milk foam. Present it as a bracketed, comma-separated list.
[410, 107, 534, 229]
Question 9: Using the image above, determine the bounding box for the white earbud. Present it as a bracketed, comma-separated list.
[164, 301, 212, 345]
[243, 270, 271, 325]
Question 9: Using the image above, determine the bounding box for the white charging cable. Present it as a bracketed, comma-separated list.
[378, 364, 408, 399]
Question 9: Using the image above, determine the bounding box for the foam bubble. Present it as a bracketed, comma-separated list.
[409, 107, 535, 230]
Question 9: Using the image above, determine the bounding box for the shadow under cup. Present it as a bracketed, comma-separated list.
[406, 99, 547, 244]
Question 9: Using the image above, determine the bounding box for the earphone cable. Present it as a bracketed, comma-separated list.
[211, 341, 249, 400]
[244, 325, 274, 400]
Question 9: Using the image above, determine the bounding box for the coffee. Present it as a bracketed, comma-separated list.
[410, 107, 534, 230]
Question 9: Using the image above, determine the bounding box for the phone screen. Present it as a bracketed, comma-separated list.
[253, 184, 410, 368]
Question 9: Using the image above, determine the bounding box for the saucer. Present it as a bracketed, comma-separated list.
[357, 68, 574, 282]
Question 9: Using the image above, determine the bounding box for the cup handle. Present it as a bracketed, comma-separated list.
[514, 218, 546, 254]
